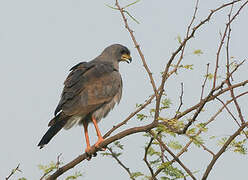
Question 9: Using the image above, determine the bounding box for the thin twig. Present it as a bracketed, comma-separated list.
[107, 147, 135, 180]
[104, 93, 155, 138]
[174, 82, 184, 118]
[5, 164, 21, 180]
[115, 0, 158, 98]
[224, 1, 248, 126]
[213, 0, 247, 88]
[216, 97, 239, 126]
[149, 131, 197, 180]
[174, 0, 200, 74]
[143, 137, 156, 179]
[202, 122, 248, 180]
[200, 63, 210, 101]
[159, 0, 241, 126]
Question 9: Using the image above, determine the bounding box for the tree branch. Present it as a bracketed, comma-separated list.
[107, 147, 135, 180]
[202, 122, 248, 180]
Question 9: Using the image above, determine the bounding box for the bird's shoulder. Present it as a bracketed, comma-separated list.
[54, 60, 120, 116]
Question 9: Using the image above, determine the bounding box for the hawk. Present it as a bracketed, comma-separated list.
[38, 44, 132, 153]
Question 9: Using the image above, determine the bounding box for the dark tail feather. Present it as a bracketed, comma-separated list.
[38, 113, 69, 149]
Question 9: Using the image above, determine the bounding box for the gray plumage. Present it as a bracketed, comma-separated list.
[38, 44, 131, 148]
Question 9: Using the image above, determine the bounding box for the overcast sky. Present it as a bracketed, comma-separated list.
[1, 0, 248, 179]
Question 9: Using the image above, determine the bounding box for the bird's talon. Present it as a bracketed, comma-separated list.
[85, 146, 91, 154]
[86, 155, 92, 161]
[94, 138, 104, 149]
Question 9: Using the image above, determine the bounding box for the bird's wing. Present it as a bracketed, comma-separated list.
[54, 61, 122, 117]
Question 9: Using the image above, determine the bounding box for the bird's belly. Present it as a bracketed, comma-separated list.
[64, 115, 83, 129]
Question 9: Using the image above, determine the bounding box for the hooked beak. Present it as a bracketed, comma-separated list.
[120, 54, 132, 64]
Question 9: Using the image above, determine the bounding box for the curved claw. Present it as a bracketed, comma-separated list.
[94, 137, 106, 151]
[85, 146, 92, 160]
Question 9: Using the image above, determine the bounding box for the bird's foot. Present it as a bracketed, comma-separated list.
[85, 146, 92, 160]
[85, 146, 91, 154]
[94, 137, 106, 151]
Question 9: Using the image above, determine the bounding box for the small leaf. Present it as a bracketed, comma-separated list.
[209, 136, 216, 139]
[193, 49, 203, 55]
[183, 64, 194, 70]
[176, 35, 182, 44]
[101, 152, 112, 156]
[123, 0, 141, 9]
[167, 141, 182, 150]
[161, 98, 172, 110]
[196, 123, 208, 132]
[131, 172, 144, 178]
[187, 128, 196, 135]
[65, 171, 83, 180]
[104, 3, 118, 10]
[147, 146, 160, 156]
[114, 141, 124, 150]
[205, 73, 214, 80]
[191, 136, 204, 147]
[137, 113, 148, 121]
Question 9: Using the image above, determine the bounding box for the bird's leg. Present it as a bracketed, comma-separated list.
[91, 116, 105, 150]
[83, 121, 91, 154]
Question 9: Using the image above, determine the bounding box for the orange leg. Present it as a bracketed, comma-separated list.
[83, 121, 91, 153]
[91, 116, 105, 149]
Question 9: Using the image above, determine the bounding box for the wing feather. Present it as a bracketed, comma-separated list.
[54, 61, 122, 117]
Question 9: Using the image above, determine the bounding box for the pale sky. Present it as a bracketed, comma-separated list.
[1, 0, 248, 179]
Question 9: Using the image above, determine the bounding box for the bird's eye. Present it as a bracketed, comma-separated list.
[120, 50, 126, 54]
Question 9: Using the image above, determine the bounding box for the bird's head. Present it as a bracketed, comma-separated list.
[100, 44, 132, 64]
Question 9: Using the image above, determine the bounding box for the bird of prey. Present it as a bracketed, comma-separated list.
[38, 44, 132, 153]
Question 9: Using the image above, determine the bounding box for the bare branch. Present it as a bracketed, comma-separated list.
[213, 0, 248, 88]
[202, 122, 248, 180]
[107, 147, 135, 180]
[5, 164, 21, 180]
[200, 63, 210, 101]
[46, 122, 157, 180]
[174, 82, 184, 117]
[104, 93, 155, 138]
[143, 137, 156, 179]
[115, 0, 158, 98]
[150, 131, 197, 180]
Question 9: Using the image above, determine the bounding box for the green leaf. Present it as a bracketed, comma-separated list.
[186, 128, 196, 135]
[149, 158, 161, 166]
[229, 60, 238, 70]
[231, 139, 247, 155]
[137, 113, 148, 121]
[191, 136, 204, 148]
[65, 171, 83, 180]
[114, 141, 124, 150]
[136, 103, 143, 108]
[38, 161, 57, 174]
[123, 10, 140, 24]
[176, 35, 182, 44]
[160, 177, 170, 180]
[167, 141, 182, 150]
[123, 0, 141, 9]
[196, 123, 208, 132]
[209, 136, 216, 139]
[205, 73, 214, 80]
[131, 171, 144, 178]
[147, 146, 160, 156]
[183, 64, 194, 70]
[104, 3, 118, 10]
[159, 162, 184, 178]
[217, 137, 228, 146]
[160, 98, 172, 110]
[193, 49, 203, 56]
[101, 152, 113, 156]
